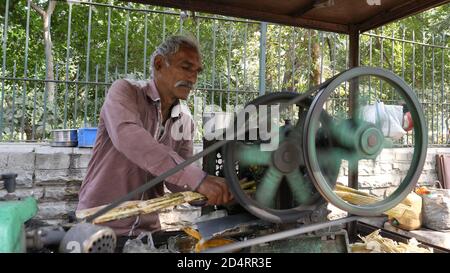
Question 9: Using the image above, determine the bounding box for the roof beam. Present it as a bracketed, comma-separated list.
[130, 0, 350, 33]
[356, 0, 450, 33]
[289, 1, 315, 17]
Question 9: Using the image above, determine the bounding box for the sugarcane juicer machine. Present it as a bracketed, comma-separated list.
[0, 67, 427, 252]
[201, 67, 427, 226]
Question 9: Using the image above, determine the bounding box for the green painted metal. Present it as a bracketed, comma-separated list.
[303, 67, 427, 216]
[328, 119, 384, 160]
[255, 166, 283, 208]
[224, 91, 334, 223]
[250, 231, 350, 253]
[235, 143, 271, 166]
[0, 197, 38, 253]
[286, 170, 315, 205]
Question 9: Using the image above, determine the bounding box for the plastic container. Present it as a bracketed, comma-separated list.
[77, 128, 98, 147]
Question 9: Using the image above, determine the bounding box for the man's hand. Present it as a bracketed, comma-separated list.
[195, 175, 233, 205]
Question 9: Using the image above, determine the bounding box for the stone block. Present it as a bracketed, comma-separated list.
[376, 149, 395, 162]
[359, 175, 395, 188]
[394, 150, 413, 161]
[0, 187, 44, 200]
[0, 144, 35, 153]
[357, 163, 375, 175]
[42, 185, 80, 202]
[35, 201, 78, 220]
[35, 148, 71, 170]
[7, 151, 36, 170]
[0, 153, 7, 168]
[72, 147, 93, 155]
[392, 162, 412, 172]
[34, 169, 86, 185]
[374, 162, 393, 175]
[0, 167, 34, 187]
[70, 153, 92, 169]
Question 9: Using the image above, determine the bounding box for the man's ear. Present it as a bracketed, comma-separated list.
[154, 55, 165, 72]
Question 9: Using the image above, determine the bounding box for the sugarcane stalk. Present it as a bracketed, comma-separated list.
[76, 191, 206, 224]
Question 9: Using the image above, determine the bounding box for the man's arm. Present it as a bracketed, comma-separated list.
[173, 117, 233, 205]
[102, 79, 206, 190]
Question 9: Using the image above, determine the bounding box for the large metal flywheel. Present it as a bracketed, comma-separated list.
[223, 67, 427, 222]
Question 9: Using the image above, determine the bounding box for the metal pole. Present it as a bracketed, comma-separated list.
[54, 64, 59, 130]
[211, 19, 216, 105]
[441, 34, 446, 144]
[347, 28, 360, 243]
[21, 0, 31, 140]
[94, 64, 99, 126]
[227, 23, 232, 105]
[104, 2, 112, 97]
[292, 27, 297, 91]
[259, 22, 267, 96]
[74, 66, 80, 127]
[348, 28, 360, 189]
[10, 61, 16, 140]
[84, 0, 93, 128]
[277, 25, 282, 91]
[31, 65, 37, 141]
[431, 35, 435, 144]
[244, 22, 248, 90]
[143, 14, 148, 79]
[0, 0, 10, 140]
[124, 2, 130, 76]
[63, 2, 73, 129]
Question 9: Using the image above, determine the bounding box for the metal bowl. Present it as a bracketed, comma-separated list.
[50, 129, 78, 147]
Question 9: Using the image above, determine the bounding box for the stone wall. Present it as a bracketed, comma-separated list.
[0, 144, 89, 225]
[336, 148, 446, 197]
[0, 143, 449, 225]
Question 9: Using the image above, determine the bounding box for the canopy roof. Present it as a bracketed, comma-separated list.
[129, 0, 449, 34]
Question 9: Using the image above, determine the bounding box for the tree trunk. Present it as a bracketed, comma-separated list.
[31, 0, 56, 107]
[310, 30, 321, 86]
[281, 30, 299, 92]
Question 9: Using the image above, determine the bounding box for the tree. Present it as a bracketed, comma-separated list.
[30, 0, 56, 107]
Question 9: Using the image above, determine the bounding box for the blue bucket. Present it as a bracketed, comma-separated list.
[77, 128, 98, 148]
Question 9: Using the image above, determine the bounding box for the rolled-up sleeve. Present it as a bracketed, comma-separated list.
[102, 79, 206, 190]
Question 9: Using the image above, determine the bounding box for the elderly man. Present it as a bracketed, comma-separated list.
[77, 35, 232, 236]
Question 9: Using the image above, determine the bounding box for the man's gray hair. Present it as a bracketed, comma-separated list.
[150, 35, 201, 78]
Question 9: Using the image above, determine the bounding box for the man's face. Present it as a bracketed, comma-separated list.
[155, 45, 203, 100]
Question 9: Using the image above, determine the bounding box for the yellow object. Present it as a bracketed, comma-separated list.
[194, 238, 236, 252]
[388, 191, 422, 231]
[182, 227, 235, 252]
[182, 227, 202, 240]
[335, 185, 422, 231]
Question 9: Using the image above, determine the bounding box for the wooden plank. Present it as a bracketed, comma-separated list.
[130, 0, 349, 33]
[289, 1, 316, 17]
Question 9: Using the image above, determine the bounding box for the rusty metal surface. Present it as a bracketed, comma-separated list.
[250, 230, 350, 253]
[195, 213, 268, 241]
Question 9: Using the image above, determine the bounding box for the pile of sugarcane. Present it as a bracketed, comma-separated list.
[350, 229, 433, 253]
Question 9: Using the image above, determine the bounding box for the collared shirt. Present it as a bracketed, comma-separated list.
[77, 79, 206, 235]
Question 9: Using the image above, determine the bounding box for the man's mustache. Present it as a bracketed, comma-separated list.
[174, 80, 194, 89]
